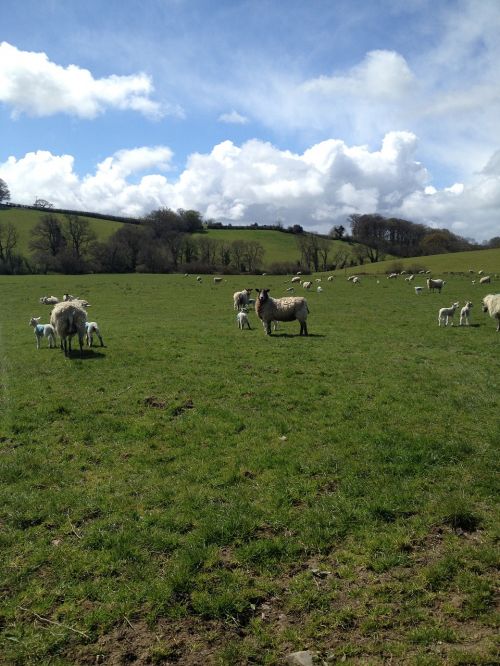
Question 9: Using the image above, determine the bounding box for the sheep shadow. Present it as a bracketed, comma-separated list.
[269, 333, 326, 338]
[66, 349, 106, 360]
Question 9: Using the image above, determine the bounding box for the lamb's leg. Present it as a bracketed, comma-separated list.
[36, 335, 40, 349]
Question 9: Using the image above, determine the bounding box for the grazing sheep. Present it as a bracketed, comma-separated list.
[50, 301, 87, 356]
[479, 275, 491, 284]
[438, 302, 460, 327]
[459, 302, 473, 326]
[315, 278, 322, 282]
[427, 278, 446, 293]
[291, 276, 301, 284]
[29, 317, 56, 349]
[255, 288, 309, 336]
[482, 294, 500, 331]
[63, 293, 77, 301]
[351, 276, 360, 284]
[472, 280, 476, 285]
[196, 276, 202, 282]
[85, 321, 104, 347]
[478, 270, 484, 275]
[236, 310, 251, 330]
[317, 286, 323, 293]
[327, 276, 334, 281]
[286, 287, 295, 293]
[302, 281, 312, 290]
[388, 273, 398, 279]
[347, 275, 358, 282]
[39, 295, 60, 305]
[405, 275, 415, 282]
[233, 288, 253, 311]
[415, 286, 423, 294]
[213, 277, 223, 284]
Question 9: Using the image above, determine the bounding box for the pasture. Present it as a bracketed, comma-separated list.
[0, 273, 498, 665]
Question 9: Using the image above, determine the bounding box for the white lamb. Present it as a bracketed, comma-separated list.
[459, 301, 473, 326]
[482, 294, 500, 332]
[233, 288, 253, 310]
[213, 277, 223, 284]
[50, 301, 87, 356]
[85, 321, 104, 347]
[317, 286, 323, 293]
[39, 296, 60, 305]
[302, 281, 312, 290]
[236, 310, 251, 330]
[196, 276, 202, 282]
[29, 317, 56, 349]
[479, 276, 491, 284]
[327, 276, 334, 281]
[255, 288, 309, 336]
[438, 302, 459, 327]
[415, 286, 423, 294]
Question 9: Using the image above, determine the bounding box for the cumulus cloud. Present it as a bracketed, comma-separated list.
[0, 41, 168, 119]
[218, 110, 248, 124]
[1, 134, 499, 240]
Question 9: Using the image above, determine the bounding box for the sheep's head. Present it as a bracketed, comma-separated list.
[256, 288, 270, 303]
[29, 317, 41, 327]
[482, 299, 489, 313]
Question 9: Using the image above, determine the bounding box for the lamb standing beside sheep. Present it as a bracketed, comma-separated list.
[482, 294, 500, 331]
[236, 309, 251, 330]
[85, 321, 104, 347]
[233, 289, 253, 311]
[50, 301, 87, 356]
[460, 302, 473, 326]
[29, 317, 56, 349]
[255, 288, 309, 336]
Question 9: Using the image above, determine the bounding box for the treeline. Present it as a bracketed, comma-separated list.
[0, 207, 270, 275]
[348, 213, 487, 260]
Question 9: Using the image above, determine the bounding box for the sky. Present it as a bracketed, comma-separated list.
[1, 0, 500, 242]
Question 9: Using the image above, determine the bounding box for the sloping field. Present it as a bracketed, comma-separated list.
[0, 272, 498, 664]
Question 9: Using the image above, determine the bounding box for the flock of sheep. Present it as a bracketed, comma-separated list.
[30, 293, 104, 355]
[229, 271, 500, 335]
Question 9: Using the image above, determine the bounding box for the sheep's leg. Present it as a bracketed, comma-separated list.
[266, 321, 272, 335]
[36, 335, 40, 349]
[98, 335, 104, 347]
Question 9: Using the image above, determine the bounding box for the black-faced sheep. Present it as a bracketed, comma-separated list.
[482, 294, 500, 331]
[50, 301, 87, 356]
[255, 288, 309, 336]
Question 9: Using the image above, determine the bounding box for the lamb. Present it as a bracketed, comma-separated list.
[317, 286, 323, 293]
[405, 275, 414, 282]
[50, 301, 87, 356]
[196, 276, 202, 282]
[302, 281, 312, 290]
[438, 302, 459, 327]
[415, 286, 423, 294]
[39, 295, 60, 305]
[236, 309, 251, 330]
[427, 278, 446, 293]
[85, 321, 104, 347]
[29, 317, 56, 349]
[482, 294, 500, 331]
[233, 288, 253, 311]
[459, 301, 473, 326]
[479, 275, 491, 284]
[255, 288, 309, 336]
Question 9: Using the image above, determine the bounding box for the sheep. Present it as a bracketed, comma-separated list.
[478, 270, 484, 275]
[39, 295, 60, 305]
[438, 302, 460, 327]
[351, 276, 360, 284]
[405, 275, 415, 282]
[29, 317, 56, 349]
[302, 281, 312, 290]
[63, 293, 77, 301]
[459, 301, 473, 326]
[317, 286, 323, 293]
[50, 301, 87, 356]
[255, 288, 309, 336]
[415, 286, 423, 294]
[236, 310, 251, 330]
[327, 276, 334, 281]
[233, 288, 253, 311]
[286, 287, 295, 293]
[85, 321, 104, 347]
[213, 277, 223, 284]
[291, 276, 301, 284]
[347, 275, 358, 282]
[427, 278, 446, 293]
[472, 280, 476, 285]
[196, 276, 202, 282]
[482, 294, 500, 331]
[387, 273, 398, 279]
[479, 275, 491, 285]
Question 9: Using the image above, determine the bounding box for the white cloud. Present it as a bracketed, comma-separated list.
[1, 134, 499, 240]
[218, 110, 248, 124]
[0, 41, 168, 119]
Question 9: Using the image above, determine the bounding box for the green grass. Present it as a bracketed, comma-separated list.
[0, 273, 498, 664]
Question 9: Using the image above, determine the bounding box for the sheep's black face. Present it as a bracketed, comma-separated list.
[482, 304, 488, 313]
[257, 289, 269, 303]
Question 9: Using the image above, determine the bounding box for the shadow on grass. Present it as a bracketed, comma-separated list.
[66, 349, 106, 360]
[268, 333, 326, 338]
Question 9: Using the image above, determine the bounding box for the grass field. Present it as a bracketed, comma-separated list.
[0, 273, 499, 665]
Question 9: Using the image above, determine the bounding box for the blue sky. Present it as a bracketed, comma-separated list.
[1, 0, 500, 240]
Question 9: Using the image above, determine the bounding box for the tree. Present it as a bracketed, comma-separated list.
[316, 236, 331, 270]
[109, 224, 145, 271]
[30, 214, 66, 257]
[64, 215, 96, 260]
[244, 241, 265, 272]
[0, 221, 18, 261]
[34, 198, 54, 209]
[330, 224, 345, 240]
[0, 178, 10, 203]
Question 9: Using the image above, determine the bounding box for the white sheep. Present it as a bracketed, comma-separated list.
[317, 286, 323, 293]
[50, 301, 87, 356]
[255, 288, 309, 336]
[286, 287, 295, 293]
[85, 321, 104, 347]
[351, 276, 360, 284]
[233, 288, 253, 311]
[459, 301, 473, 326]
[387, 273, 398, 279]
[196, 276, 202, 282]
[427, 278, 446, 293]
[327, 276, 334, 281]
[478, 270, 484, 275]
[415, 286, 423, 294]
[347, 275, 358, 282]
[291, 276, 301, 284]
[482, 294, 500, 331]
[405, 275, 415, 282]
[236, 310, 251, 330]
[479, 276, 491, 284]
[63, 293, 77, 301]
[29, 317, 56, 349]
[213, 277, 223, 284]
[302, 281, 312, 290]
[438, 302, 459, 327]
[39, 296, 60, 305]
